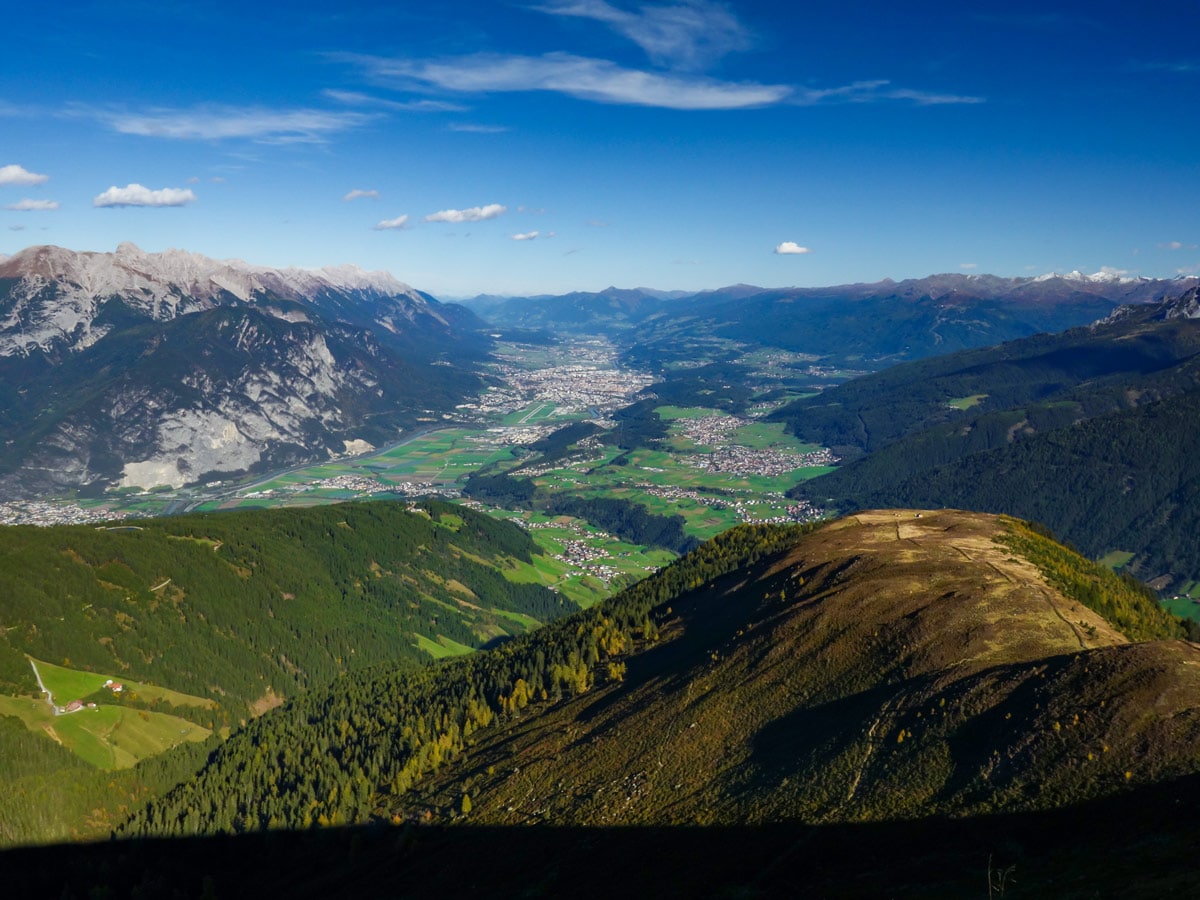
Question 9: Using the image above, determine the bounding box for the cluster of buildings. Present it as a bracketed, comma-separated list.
[674, 414, 745, 446]
[683, 445, 839, 477]
[460, 340, 655, 422]
[521, 519, 645, 588]
[640, 484, 826, 525]
[242, 476, 460, 501]
[0, 500, 136, 527]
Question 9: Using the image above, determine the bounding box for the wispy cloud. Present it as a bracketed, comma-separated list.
[1129, 60, 1199, 74]
[1161, 241, 1185, 250]
[5, 198, 59, 211]
[85, 104, 375, 143]
[0, 164, 49, 186]
[344, 188, 380, 201]
[373, 215, 409, 230]
[795, 80, 983, 106]
[425, 203, 507, 223]
[351, 52, 790, 110]
[774, 241, 810, 255]
[533, 0, 752, 70]
[959, 262, 977, 269]
[347, 53, 978, 110]
[511, 231, 540, 240]
[448, 123, 510, 133]
[93, 184, 196, 208]
[322, 89, 467, 112]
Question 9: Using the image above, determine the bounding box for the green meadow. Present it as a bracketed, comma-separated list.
[1, 662, 212, 770]
[947, 394, 988, 410]
[31, 659, 216, 711]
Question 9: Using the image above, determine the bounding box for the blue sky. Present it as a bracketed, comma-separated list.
[2, 0, 1199, 296]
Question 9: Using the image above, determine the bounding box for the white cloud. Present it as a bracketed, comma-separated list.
[92, 184, 197, 208]
[1098, 265, 1131, 277]
[1161, 241, 1185, 250]
[511, 231, 540, 241]
[0, 164, 49, 186]
[322, 89, 467, 113]
[448, 123, 510, 133]
[348, 53, 979, 111]
[774, 241, 810, 255]
[354, 52, 789, 110]
[534, 0, 752, 70]
[960, 262, 977, 269]
[88, 105, 375, 143]
[344, 189, 380, 201]
[794, 80, 983, 106]
[5, 198, 59, 211]
[373, 215, 409, 230]
[424, 203, 507, 223]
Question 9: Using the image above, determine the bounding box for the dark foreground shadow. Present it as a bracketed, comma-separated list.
[4, 774, 1200, 899]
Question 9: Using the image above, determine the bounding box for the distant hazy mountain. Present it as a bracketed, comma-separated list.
[467, 272, 1199, 367]
[785, 287, 1200, 587]
[457, 285, 691, 330]
[0, 244, 490, 497]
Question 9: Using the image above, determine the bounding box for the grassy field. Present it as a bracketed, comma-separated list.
[413, 634, 475, 660]
[31, 659, 215, 710]
[732, 421, 822, 453]
[1098, 550, 1136, 570]
[1163, 597, 1200, 622]
[0, 693, 210, 769]
[947, 394, 988, 410]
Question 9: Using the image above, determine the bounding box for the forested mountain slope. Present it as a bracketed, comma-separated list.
[0, 499, 572, 715]
[784, 289, 1200, 586]
[119, 511, 1195, 839]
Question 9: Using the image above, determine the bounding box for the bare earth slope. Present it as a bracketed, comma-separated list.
[405, 509, 1200, 825]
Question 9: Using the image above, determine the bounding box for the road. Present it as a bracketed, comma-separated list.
[28, 658, 58, 715]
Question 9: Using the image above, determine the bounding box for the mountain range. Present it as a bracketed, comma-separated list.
[784, 287, 1200, 589]
[6, 245, 1200, 501]
[463, 272, 1200, 368]
[0, 244, 490, 497]
[7, 245, 1200, 893]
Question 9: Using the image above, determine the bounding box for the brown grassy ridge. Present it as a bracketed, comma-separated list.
[397, 509, 1200, 826]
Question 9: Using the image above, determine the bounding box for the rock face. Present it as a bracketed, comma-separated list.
[0, 244, 490, 496]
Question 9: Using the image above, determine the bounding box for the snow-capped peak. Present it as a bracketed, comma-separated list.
[1035, 268, 1143, 285]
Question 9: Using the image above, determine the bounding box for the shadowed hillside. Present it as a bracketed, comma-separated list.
[403, 510, 1198, 825]
[114, 511, 1197, 845]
